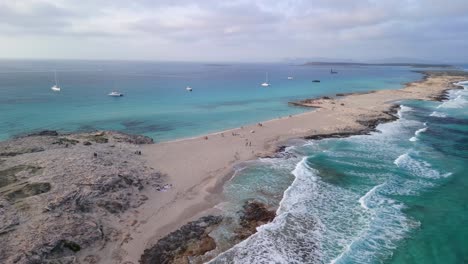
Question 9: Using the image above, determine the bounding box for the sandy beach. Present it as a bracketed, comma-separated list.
[78, 71, 467, 263]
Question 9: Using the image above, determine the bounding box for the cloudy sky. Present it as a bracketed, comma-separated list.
[0, 0, 467, 62]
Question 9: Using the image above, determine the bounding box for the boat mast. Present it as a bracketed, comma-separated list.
[54, 70, 59, 87]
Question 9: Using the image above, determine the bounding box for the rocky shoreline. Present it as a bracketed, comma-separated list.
[140, 215, 223, 264]
[139, 200, 276, 264]
[0, 131, 163, 264]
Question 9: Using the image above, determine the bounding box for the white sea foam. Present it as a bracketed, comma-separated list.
[394, 153, 448, 179]
[437, 95, 467, 109]
[331, 182, 418, 263]
[210, 157, 326, 264]
[409, 126, 427, 142]
[430, 111, 447, 118]
[397, 105, 413, 118]
[359, 183, 385, 210]
[415, 127, 427, 136]
[277, 157, 316, 214]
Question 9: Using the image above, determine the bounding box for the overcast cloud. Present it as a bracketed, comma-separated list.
[0, 0, 467, 62]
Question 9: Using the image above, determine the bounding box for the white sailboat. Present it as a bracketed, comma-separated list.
[51, 71, 61, 91]
[186, 86, 193, 92]
[108, 91, 124, 97]
[261, 72, 270, 87]
[287, 76, 293, 80]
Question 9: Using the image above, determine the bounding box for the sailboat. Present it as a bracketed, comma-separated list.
[287, 76, 294, 80]
[330, 68, 338, 74]
[51, 71, 61, 91]
[186, 86, 193, 92]
[261, 72, 270, 87]
[108, 91, 124, 97]
[108, 79, 124, 97]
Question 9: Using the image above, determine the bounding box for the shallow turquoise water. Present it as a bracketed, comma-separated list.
[0, 60, 420, 141]
[212, 81, 468, 263]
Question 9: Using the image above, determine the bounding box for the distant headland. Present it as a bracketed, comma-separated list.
[302, 61, 454, 68]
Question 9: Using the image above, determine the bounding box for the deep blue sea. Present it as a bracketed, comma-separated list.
[0, 60, 420, 141]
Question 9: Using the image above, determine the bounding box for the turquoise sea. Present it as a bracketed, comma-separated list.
[2, 60, 467, 263]
[0, 60, 420, 141]
[212, 81, 468, 263]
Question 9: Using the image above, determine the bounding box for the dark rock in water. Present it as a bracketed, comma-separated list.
[140, 215, 223, 264]
[305, 131, 363, 140]
[432, 90, 451, 101]
[275, 145, 287, 153]
[356, 111, 398, 131]
[312, 80, 320, 83]
[384, 104, 400, 117]
[235, 200, 275, 240]
[262, 145, 296, 159]
[83, 141, 92, 146]
[28, 130, 59, 137]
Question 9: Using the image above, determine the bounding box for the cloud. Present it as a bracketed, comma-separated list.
[0, 0, 467, 61]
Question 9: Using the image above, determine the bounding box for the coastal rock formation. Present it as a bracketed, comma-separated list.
[140, 215, 223, 264]
[235, 200, 276, 240]
[0, 131, 163, 264]
[28, 130, 59, 137]
[138, 200, 276, 264]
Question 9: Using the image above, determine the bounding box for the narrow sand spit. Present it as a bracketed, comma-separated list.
[75, 71, 468, 264]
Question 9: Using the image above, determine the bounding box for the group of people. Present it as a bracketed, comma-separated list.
[202, 122, 266, 144]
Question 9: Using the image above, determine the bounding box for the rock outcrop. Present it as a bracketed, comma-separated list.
[140, 215, 223, 264]
[0, 131, 163, 264]
[235, 200, 276, 240]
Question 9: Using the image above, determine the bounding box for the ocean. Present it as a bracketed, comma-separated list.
[0, 60, 420, 141]
[211, 81, 468, 263]
[2, 60, 466, 263]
